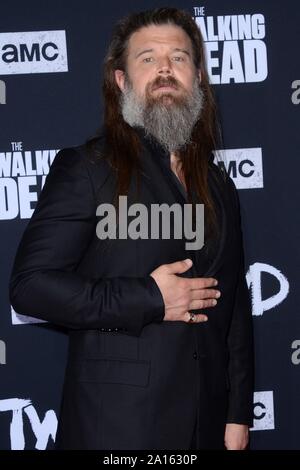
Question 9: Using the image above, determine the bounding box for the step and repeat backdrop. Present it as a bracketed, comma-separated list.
[0, 0, 299, 450]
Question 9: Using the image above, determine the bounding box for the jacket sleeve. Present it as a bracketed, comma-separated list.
[225, 177, 254, 426]
[8, 147, 165, 336]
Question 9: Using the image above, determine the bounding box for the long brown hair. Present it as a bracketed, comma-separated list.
[86, 7, 222, 236]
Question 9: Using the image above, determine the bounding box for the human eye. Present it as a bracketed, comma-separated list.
[142, 56, 154, 63]
[172, 55, 185, 62]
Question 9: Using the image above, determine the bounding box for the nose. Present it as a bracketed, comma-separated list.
[157, 56, 172, 75]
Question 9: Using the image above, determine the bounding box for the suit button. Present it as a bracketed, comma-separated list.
[193, 352, 198, 360]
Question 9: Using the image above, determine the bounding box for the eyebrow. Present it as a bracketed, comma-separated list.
[135, 49, 153, 59]
[135, 47, 191, 59]
[173, 48, 191, 57]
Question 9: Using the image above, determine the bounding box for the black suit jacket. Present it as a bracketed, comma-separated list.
[9, 131, 254, 450]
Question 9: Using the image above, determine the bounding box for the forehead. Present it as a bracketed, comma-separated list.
[127, 24, 193, 55]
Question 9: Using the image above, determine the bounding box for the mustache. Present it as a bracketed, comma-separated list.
[149, 76, 181, 92]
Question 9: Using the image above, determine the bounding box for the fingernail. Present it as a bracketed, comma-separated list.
[185, 258, 192, 266]
[212, 299, 217, 306]
[202, 316, 208, 322]
[216, 291, 221, 298]
[214, 280, 218, 286]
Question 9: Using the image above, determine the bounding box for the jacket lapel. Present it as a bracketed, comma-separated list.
[137, 131, 227, 278]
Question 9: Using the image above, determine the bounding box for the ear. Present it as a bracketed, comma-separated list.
[114, 69, 125, 92]
[197, 69, 202, 84]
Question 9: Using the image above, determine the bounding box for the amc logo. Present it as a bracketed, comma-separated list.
[0, 31, 68, 75]
[214, 147, 264, 189]
[251, 391, 275, 431]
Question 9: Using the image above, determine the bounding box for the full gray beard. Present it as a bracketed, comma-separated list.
[120, 79, 204, 153]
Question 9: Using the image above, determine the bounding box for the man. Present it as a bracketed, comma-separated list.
[9, 8, 254, 450]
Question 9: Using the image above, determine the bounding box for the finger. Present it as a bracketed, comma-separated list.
[184, 312, 208, 323]
[190, 289, 221, 300]
[188, 298, 217, 310]
[195, 314, 208, 323]
[166, 258, 193, 274]
[187, 277, 218, 290]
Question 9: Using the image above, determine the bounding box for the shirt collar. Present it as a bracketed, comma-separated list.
[133, 126, 171, 167]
